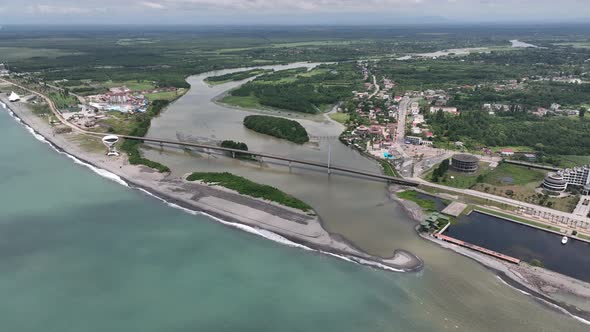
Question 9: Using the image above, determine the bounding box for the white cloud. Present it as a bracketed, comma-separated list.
[141, 1, 167, 9]
[27, 4, 93, 14]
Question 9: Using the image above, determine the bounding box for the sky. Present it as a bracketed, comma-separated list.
[0, 0, 589, 25]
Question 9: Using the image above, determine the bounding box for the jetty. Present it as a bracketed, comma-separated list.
[435, 233, 521, 264]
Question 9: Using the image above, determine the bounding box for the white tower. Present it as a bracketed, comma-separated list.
[102, 135, 120, 156]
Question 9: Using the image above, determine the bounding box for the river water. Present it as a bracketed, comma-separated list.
[137, 64, 589, 330]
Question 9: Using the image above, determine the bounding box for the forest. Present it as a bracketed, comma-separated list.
[228, 64, 362, 113]
[427, 109, 590, 155]
[449, 82, 590, 110]
[243, 115, 309, 144]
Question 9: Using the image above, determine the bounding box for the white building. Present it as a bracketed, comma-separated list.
[8, 92, 20, 102]
[429, 106, 458, 115]
[543, 165, 590, 194]
[410, 102, 420, 115]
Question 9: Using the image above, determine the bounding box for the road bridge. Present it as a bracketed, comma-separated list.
[121, 134, 419, 186]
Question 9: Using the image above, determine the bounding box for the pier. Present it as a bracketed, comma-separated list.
[435, 233, 521, 264]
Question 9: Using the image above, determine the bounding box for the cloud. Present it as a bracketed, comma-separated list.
[3, 0, 589, 24]
[141, 1, 166, 9]
[25, 4, 108, 14]
[142, 0, 433, 12]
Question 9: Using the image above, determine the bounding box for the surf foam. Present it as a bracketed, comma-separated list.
[496, 276, 590, 326]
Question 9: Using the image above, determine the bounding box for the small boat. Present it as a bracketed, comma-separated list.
[562, 236, 568, 245]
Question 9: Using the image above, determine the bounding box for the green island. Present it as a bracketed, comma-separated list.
[243, 115, 309, 144]
[186, 172, 312, 211]
[205, 69, 273, 85]
[220, 140, 253, 159]
[223, 64, 362, 114]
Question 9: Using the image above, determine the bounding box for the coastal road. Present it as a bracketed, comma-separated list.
[393, 97, 413, 176]
[396, 97, 410, 145]
[413, 177, 590, 232]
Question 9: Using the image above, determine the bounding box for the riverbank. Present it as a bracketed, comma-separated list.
[0, 94, 423, 272]
[389, 185, 590, 322]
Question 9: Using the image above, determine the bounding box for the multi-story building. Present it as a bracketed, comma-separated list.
[543, 165, 590, 195]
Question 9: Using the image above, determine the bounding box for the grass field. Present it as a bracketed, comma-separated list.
[221, 95, 263, 109]
[397, 190, 436, 211]
[423, 161, 576, 211]
[482, 163, 546, 186]
[379, 160, 398, 177]
[425, 162, 546, 189]
[555, 155, 590, 168]
[328, 112, 350, 124]
[70, 135, 105, 153]
[187, 172, 312, 211]
[104, 80, 156, 91]
[48, 93, 79, 109]
[145, 89, 184, 101]
[99, 112, 138, 135]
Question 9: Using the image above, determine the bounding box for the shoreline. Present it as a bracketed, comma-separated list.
[388, 185, 590, 323]
[0, 95, 423, 273]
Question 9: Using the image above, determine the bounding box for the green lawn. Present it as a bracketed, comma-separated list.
[221, 95, 263, 109]
[48, 92, 79, 109]
[329, 112, 350, 124]
[187, 172, 312, 212]
[145, 89, 184, 101]
[379, 160, 398, 177]
[104, 80, 156, 91]
[397, 190, 436, 211]
[555, 155, 590, 168]
[424, 162, 545, 189]
[481, 163, 546, 186]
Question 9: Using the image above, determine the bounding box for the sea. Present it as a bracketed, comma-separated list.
[1, 101, 588, 331]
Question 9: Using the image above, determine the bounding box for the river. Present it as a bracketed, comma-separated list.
[135, 64, 589, 331]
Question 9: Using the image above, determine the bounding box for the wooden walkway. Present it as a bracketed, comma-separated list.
[435, 233, 521, 264]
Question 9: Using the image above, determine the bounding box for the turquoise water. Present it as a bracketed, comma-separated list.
[0, 108, 433, 331]
[1, 109, 589, 331]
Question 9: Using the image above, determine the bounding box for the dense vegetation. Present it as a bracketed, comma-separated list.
[48, 91, 79, 109]
[186, 172, 312, 211]
[120, 100, 170, 172]
[431, 159, 450, 183]
[220, 140, 252, 159]
[205, 69, 272, 84]
[375, 47, 590, 93]
[228, 64, 363, 113]
[243, 115, 309, 144]
[449, 82, 590, 110]
[427, 109, 590, 155]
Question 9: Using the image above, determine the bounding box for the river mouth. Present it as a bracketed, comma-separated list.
[141, 64, 590, 330]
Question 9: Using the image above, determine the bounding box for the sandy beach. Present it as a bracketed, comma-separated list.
[388, 185, 590, 321]
[0, 93, 423, 272]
